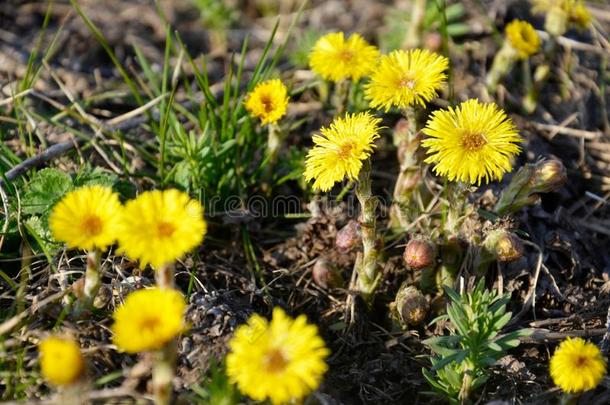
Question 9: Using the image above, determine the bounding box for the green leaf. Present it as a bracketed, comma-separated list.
[22, 168, 74, 215]
[492, 311, 512, 331]
[443, 285, 462, 304]
[431, 350, 468, 371]
[74, 166, 118, 188]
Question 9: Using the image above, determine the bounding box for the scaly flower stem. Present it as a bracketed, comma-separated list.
[523, 33, 559, 113]
[156, 263, 175, 289]
[332, 80, 350, 114]
[266, 123, 282, 167]
[485, 43, 517, 93]
[403, 0, 427, 49]
[153, 340, 177, 405]
[263, 123, 283, 192]
[59, 384, 85, 405]
[354, 160, 380, 299]
[390, 107, 421, 229]
[83, 249, 101, 307]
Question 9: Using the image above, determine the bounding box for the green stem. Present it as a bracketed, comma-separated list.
[153, 340, 177, 405]
[354, 160, 380, 299]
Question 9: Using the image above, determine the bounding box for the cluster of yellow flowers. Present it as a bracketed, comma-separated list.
[50, 186, 206, 269]
[38, 9, 597, 403]
[301, 32, 521, 190]
[46, 184, 329, 404]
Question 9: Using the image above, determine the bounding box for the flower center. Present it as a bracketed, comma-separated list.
[141, 316, 161, 332]
[260, 95, 274, 113]
[399, 75, 417, 90]
[337, 141, 356, 160]
[461, 132, 487, 151]
[82, 215, 103, 237]
[156, 221, 176, 238]
[339, 49, 354, 62]
[264, 348, 288, 373]
[575, 355, 589, 368]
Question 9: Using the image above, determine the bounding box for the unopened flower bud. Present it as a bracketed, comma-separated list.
[484, 229, 524, 262]
[393, 284, 429, 327]
[424, 32, 443, 53]
[531, 159, 567, 194]
[403, 238, 436, 270]
[335, 220, 361, 252]
[312, 258, 344, 289]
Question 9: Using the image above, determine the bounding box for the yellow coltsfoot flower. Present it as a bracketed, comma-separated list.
[304, 112, 381, 192]
[112, 287, 187, 353]
[422, 99, 521, 185]
[39, 336, 85, 386]
[505, 20, 541, 59]
[245, 79, 289, 125]
[550, 337, 607, 393]
[49, 185, 122, 251]
[309, 32, 380, 82]
[226, 308, 330, 405]
[365, 49, 449, 111]
[117, 189, 206, 269]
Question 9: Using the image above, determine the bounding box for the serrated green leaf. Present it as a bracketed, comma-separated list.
[22, 168, 74, 215]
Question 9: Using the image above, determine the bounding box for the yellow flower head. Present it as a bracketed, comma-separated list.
[365, 49, 449, 111]
[304, 112, 381, 192]
[422, 99, 521, 185]
[532, 0, 591, 29]
[39, 336, 85, 386]
[112, 287, 187, 353]
[49, 185, 122, 251]
[245, 79, 289, 125]
[226, 308, 329, 405]
[117, 189, 206, 269]
[570, 2, 592, 28]
[309, 32, 380, 82]
[550, 337, 607, 393]
[505, 20, 541, 59]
